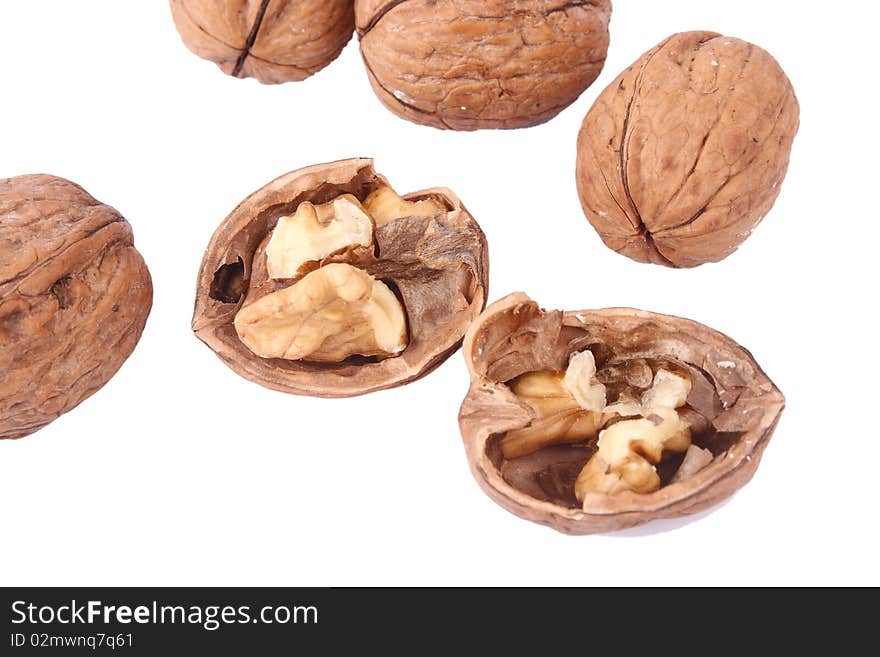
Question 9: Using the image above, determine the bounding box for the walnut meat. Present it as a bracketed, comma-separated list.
[355, 0, 612, 130]
[459, 293, 784, 534]
[169, 0, 355, 83]
[192, 158, 488, 397]
[0, 175, 152, 440]
[576, 32, 800, 267]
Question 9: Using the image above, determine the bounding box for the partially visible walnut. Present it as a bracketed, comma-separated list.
[576, 32, 800, 267]
[355, 0, 612, 130]
[169, 0, 355, 83]
[234, 263, 407, 361]
[0, 175, 152, 440]
[459, 293, 785, 535]
[193, 158, 488, 397]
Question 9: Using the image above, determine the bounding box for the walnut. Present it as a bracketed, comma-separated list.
[355, 0, 612, 130]
[575, 370, 693, 498]
[563, 349, 606, 412]
[498, 371, 605, 460]
[169, 0, 355, 83]
[193, 158, 488, 397]
[459, 292, 785, 534]
[234, 263, 407, 361]
[264, 195, 373, 279]
[0, 175, 152, 440]
[576, 31, 800, 267]
[503, 351, 695, 497]
[363, 186, 446, 227]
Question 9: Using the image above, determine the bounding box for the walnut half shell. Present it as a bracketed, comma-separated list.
[458, 293, 784, 534]
[0, 175, 153, 440]
[356, 0, 612, 130]
[192, 158, 489, 396]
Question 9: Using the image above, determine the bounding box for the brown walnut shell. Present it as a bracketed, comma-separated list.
[356, 0, 612, 130]
[192, 158, 489, 396]
[576, 31, 799, 268]
[169, 0, 355, 83]
[459, 292, 784, 535]
[0, 175, 153, 440]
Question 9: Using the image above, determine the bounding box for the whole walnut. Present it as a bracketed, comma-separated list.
[355, 0, 612, 130]
[576, 32, 800, 267]
[0, 176, 152, 440]
[169, 0, 355, 83]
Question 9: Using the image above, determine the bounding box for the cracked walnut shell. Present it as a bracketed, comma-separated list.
[576, 31, 799, 267]
[192, 158, 488, 396]
[0, 175, 153, 440]
[169, 0, 355, 83]
[356, 0, 612, 130]
[458, 293, 784, 534]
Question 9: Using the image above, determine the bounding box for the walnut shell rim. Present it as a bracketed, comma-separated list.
[355, 0, 612, 131]
[192, 158, 489, 397]
[458, 292, 784, 535]
[0, 175, 153, 440]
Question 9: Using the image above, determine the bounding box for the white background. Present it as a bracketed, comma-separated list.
[1, 1, 877, 587]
